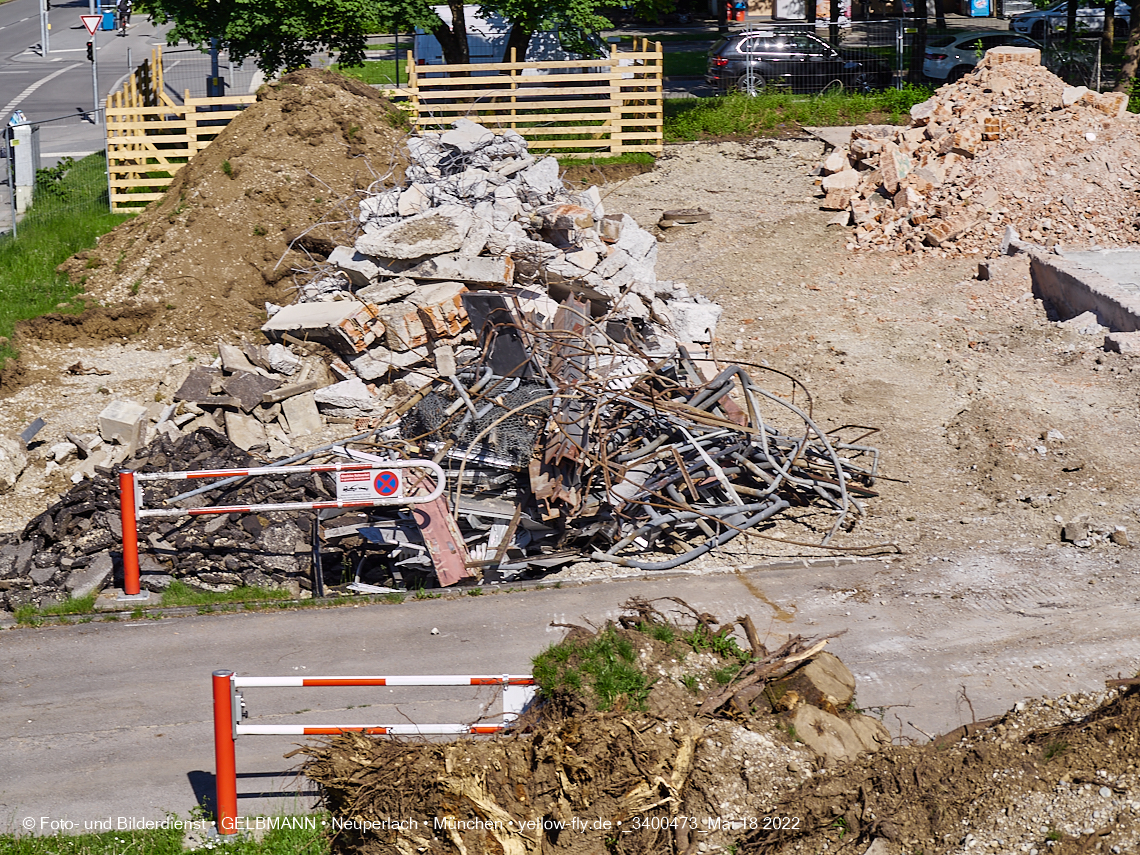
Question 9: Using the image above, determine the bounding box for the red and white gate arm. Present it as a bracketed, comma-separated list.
[118, 459, 444, 598]
[211, 670, 537, 835]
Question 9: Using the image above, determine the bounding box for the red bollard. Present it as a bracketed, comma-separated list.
[118, 470, 141, 596]
[213, 670, 239, 835]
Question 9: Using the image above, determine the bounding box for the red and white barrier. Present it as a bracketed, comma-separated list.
[118, 459, 444, 598]
[211, 670, 535, 835]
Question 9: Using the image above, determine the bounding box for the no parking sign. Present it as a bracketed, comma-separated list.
[335, 468, 403, 501]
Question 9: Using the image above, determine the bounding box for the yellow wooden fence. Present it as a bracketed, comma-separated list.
[404, 39, 663, 156]
[105, 47, 255, 212]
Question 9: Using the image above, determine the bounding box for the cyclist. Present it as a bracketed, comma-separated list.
[116, 0, 131, 35]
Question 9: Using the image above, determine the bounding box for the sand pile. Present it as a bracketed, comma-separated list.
[819, 47, 1140, 255]
[56, 69, 410, 346]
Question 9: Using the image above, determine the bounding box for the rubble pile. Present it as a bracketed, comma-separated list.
[819, 46, 1140, 255]
[275, 117, 722, 391]
[0, 428, 321, 611]
[1, 123, 885, 608]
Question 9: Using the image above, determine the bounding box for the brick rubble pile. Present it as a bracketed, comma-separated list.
[819, 46, 1140, 255]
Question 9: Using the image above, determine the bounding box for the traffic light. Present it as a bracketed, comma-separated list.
[86, 40, 93, 61]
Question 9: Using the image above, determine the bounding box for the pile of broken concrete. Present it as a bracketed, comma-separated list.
[268, 118, 722, 392]
[819, 46, 1140, 255]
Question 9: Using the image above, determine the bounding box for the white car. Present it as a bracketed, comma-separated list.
[1010, 0, 1132, 39]
[924, 31, 1041, 81]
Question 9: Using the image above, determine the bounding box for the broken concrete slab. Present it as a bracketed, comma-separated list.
[668, 298, 723, 344]
[65, 552, 113, 599]
[1105, 332, 1140, 355]
[0, 437, 28, 493]
[262, 379, 324, 404]
[174, 367, 223, 403]
[218, 342, 270, 377]
[221, 371, 281, 413]
[355, 206, 474, 260]
[281, 391, 323, 436]
[266, 343, 302, 375]
[348, 346, 428, 381]
[98, 400, 148, 446]
[400, 254, 513, 287]
[357, 277, 417, 305]
[313, 378, 377, 412]
[223, 411, 269, 452]
[262, 301, 384, 353]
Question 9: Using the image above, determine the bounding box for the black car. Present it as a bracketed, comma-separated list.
[706, 30, 893, 94]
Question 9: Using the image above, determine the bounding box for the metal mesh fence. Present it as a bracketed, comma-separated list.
[3, 114, 111, 240]
[156, 48, 260, 103]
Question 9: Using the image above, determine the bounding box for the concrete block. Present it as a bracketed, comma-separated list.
[535, 203, 596, 231]
[401, 254, 513, 287]
[266, 343, 302, 375]
[223, 412, 268, 452]
[65, 552, 113, 599]
[281, 391, 323, 436]
[1105, 332, 1140, 355]
[440, 118, 495, 153]
[355, 206, 474, 260]
[174, 367, 222, 403]
[98, 400, 148, 446]
[821, 148, 848, 174]
[378, 303, 429, 351]
[520, 157, 562, 196]
[329, 245, 385, 288]
[348, 346, 428, 381]
[218, 342, 268, 377]
[668, 298, 722, 344]
[357, 277, 417, 305]
[314, 379, 377, 412]
[411, 281, 469, 338]
[0, 437, 28, 493]
[397, 183, 432, 217]
[614, 215, 657, 261]
[359, 188, 399, 221]
[1061, 310, 1103, 335]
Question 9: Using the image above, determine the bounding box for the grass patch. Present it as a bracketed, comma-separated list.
[663, 50, 707, 77]
[0, 813, 330, 853]
[663, 85, 933, 141]
[334, 59, 401, 85]
[159, 580, 293, 608]
[0, 152, 131, 362]
[533, 625, 651, 711]
[14, 593, 99, 625]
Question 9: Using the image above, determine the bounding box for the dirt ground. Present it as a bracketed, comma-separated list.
[4, 71, 1140, 851]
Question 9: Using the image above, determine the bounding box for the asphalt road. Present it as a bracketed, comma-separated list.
[4, 552, 1139, 833]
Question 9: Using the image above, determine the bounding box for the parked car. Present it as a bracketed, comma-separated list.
[706, 29, 893, 94]
[1010, 0, 1132, 39]
[923, 31, 1040, 81]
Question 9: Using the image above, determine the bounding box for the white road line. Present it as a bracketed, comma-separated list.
[1, 63, 81, 116]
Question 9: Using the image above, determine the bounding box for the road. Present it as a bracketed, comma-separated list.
[3, 552, 1139, 833]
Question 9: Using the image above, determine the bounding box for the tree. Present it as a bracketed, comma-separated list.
[141, 0, 473, 74]
[483, 0, 612, 62]
[1114, 0, 1140, 94]
[907, 0, 928, 85]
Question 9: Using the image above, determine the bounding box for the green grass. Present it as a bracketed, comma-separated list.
[334, 59, 401, 85]
[663, 50, 707, 77]
[159, 580, 293, 608]
[532, 625, 651, 711]
[13, 593, 99, 625]
[0, 152, 131, 362]
[0, 813, 330, 854]
[663, 85, 934, 141]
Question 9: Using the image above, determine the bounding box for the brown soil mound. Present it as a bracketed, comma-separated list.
[55, 69, 409, 348]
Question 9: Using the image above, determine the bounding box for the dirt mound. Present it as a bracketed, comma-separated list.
[819, 48, 1140, 255]
[55, 69, 410, 348]
[16, 304, 159, 346]
[302, 599, 890, 855]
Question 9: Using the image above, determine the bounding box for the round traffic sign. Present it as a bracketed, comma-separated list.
[374, 470, 400, 496]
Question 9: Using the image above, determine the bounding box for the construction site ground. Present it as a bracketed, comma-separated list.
[5, 126, 1140, 851]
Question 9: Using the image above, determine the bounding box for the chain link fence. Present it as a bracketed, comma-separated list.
[155, 48, 261, 102]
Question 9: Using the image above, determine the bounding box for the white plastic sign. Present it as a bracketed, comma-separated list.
[335, 468, 403, 501]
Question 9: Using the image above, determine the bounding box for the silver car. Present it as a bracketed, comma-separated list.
[923, 31, 1040, 82]
[1010, 0, 1132, 38]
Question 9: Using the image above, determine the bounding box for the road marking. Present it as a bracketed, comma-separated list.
[1, 63, 81, 117]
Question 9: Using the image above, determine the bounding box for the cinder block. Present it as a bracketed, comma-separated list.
[98, 401, 148, 446]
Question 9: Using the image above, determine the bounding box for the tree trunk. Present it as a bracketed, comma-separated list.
[1066, 0, 1078, 45]
[934, 0, 946, 30]
[503, 22, 533, 63]
[718, 0, 729, 34]
[907, 0, 928, 84]
[1102, 7, 1114, 58]
[1114, 1, 1140, 92]
[830, 0, 841, 45]
[432, 0, 469, 64]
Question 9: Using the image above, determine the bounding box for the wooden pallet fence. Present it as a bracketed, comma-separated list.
[404, 39, 662, 157]
[107, 89, 255, 212]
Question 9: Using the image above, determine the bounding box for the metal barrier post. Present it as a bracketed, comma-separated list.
[213, 670, 239, 836]
[117, 470, 147, 599]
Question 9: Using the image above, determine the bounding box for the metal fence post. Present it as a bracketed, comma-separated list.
[212, 670, 239, 836]
[5, 125, 15, 240]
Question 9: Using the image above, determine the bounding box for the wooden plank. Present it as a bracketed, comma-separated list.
[526, 140, 611, 149]
[106, 107, 188, 117]
[110, 175, 178, 185]
[511, 125, 610, 136]
[111, 192, 166, 202]
[184, 94, 256, 106]
[416, 71, 619, 86]
[414, 85, 617, 99]
[413, 98, 621, 111]
[416, 58, 620, 73]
